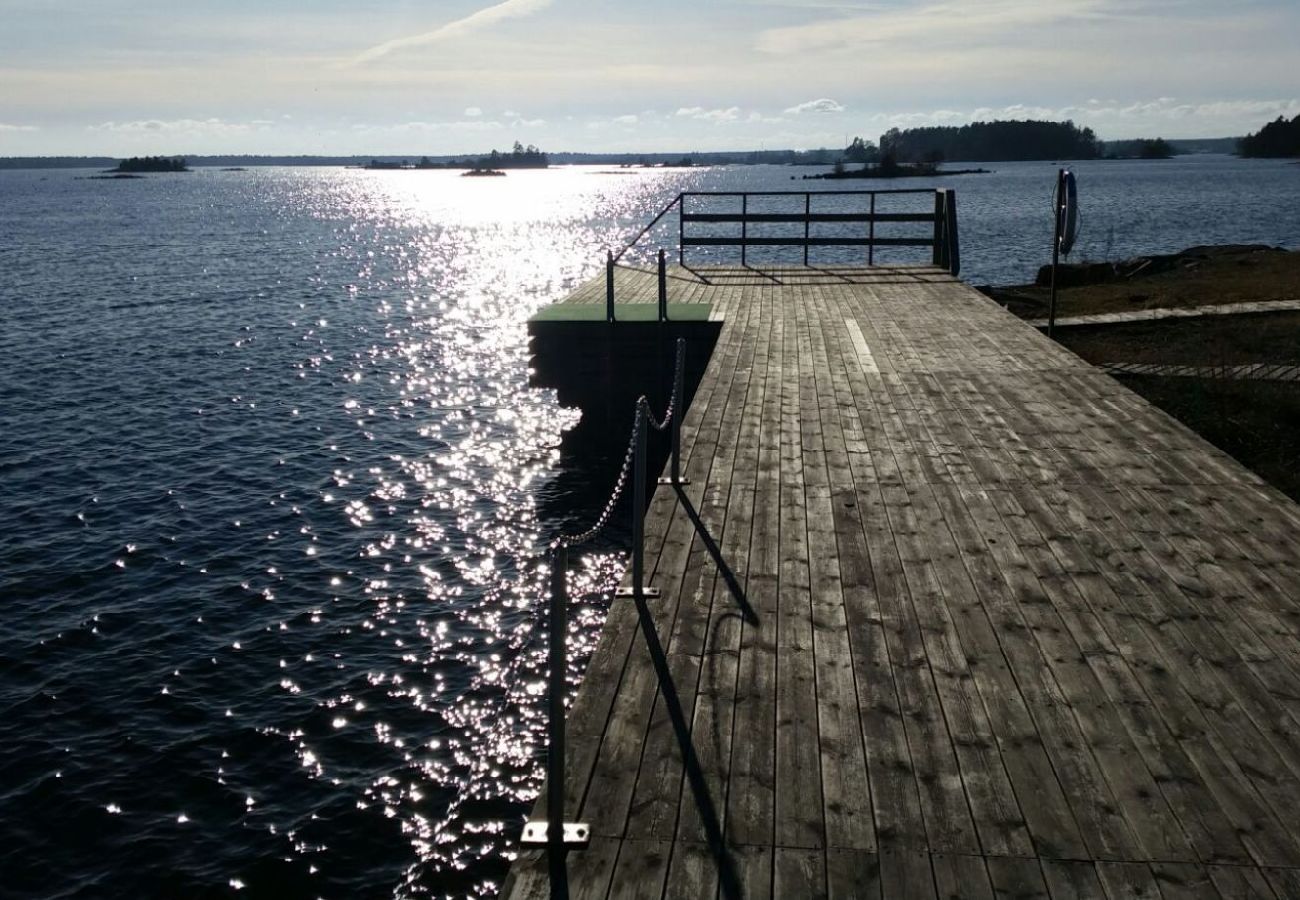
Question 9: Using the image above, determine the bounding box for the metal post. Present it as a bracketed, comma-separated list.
[803, 193, 810, 266]
[659, 338, 690, 487]
[678, 194, 685, 267]
[932, 191, 946, 268]
[740, 194, 748, 267]
[605, 251, 615, 322]
[616, 401, 659, 600]
[520, 547, 590, 852]
[545, 548, 567, 847]
[868, 193, 876, 266]
[943, 189, 960, 278]
[1048, 169, 1063, 339]
[658, 249, 667, 321]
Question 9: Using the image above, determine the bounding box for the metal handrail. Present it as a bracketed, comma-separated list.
[609, 189, 961, 274]
[520, 337, 689, 861]
[611, 194, 683, 264]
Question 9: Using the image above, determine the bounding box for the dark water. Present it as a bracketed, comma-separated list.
[1, 157, 1296, 899]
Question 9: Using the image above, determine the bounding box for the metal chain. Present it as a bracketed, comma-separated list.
[553, 404, 643, 549]
[645, 339, 685, 432]
[551, 339, 684, 549]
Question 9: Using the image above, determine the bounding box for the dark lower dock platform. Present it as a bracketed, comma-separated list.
[505, 264, 1300, 899]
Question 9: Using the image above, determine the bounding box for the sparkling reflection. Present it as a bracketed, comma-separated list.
[269, 167, 701, 896]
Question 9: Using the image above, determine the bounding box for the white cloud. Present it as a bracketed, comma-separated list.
[464, 106, 483, 117]
[352, 0, 554, 65]
[849, 97, 1300, 138]
[757, 0, 1113, 55]
[0, 123, 39, 132]
[676, 106, 742, 122]
[386, 119, 506, 133]
[86, 118, 267, 136]
[613, 114, 639, 124]
[784, 98, 844, 114]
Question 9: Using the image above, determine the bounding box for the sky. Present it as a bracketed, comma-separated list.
[1, 0, 1298, 156]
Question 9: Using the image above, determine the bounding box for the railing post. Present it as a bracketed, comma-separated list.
[740, 194, 748, 267]
[606, 250, 615, 322]
[545, 548, 568, 848]
[658, 338, 690, 487]
[658, 249, 667, 321]
[678, 194, 686, 267]
[616, 401, 659, 600]
[943, 188, 960, 277]
[803, 193, 811, 266]
[932, 191, 946, 268]
[1049, 169, 1064, 338]
[519, 547, 590, 853]
[869, 193, 876, 266]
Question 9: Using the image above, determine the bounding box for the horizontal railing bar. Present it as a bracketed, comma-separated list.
[682, 212, 935, 224]
[681, 236, 935, 247]
[680, 189, 938, 197]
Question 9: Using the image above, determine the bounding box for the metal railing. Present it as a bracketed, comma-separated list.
[609, 189, 961, 275]
[519, 337, 690, 858]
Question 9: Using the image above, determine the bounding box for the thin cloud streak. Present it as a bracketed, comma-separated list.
[351, 0, 553, 65]
[756, 0, 1115, 54]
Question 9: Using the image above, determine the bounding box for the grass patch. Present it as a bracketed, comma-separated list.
[1058, 311, 1300, 367]
[1114, 376, 1300, 502]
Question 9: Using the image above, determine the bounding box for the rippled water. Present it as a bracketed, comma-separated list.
[1, 156, 1296, 899]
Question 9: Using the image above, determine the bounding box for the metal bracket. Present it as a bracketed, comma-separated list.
[614, 586, 661, 599]
[657, 476, 691, 486]
[520, 821, 591, 849]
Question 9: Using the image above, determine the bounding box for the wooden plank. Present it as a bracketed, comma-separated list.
[774, 848, 827, 898]
[880, 847, 938, 900]
[732, 844, 774, 900]
[675, 287, 774, 849]
[1205, 865, 1277, 899]
[1041, 860, 1108, 900]
[774, 281, 824, 850]
[1095, 862, 1161, 900]
[987, 856, 1050, 900]
[798, 287, 875, 852]
[827, 848, 883, 899]
[605, 838, 672, 900]
[932, 853, 994, 900]
[1149, 862, 1218, 900]
[626, 275, 765, 842]
[725, 286, 784, 849]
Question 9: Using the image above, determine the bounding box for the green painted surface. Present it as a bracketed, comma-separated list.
[528, 303, 713, 323]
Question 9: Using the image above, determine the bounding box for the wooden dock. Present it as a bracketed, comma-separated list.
[505, 263, 1300, 899]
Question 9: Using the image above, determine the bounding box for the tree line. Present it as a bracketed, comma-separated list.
[870, 120, 1103, 163]
[1238, 115, 1300, 157]
[114, 156, 188, 172]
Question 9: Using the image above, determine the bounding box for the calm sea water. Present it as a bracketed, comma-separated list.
[1, 156, 1297, 899]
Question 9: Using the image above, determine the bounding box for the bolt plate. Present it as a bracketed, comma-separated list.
[614, 586, 661, 598]
[520, 821, 591, 849]
[657, 477, 691, 485]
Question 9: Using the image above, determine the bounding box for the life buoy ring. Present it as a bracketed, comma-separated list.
[1057, 169, 1078, 256]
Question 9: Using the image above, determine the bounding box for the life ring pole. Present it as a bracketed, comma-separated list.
[1048, 168, 1066, 338]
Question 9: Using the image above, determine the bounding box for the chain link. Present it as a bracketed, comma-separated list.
[552, 403, 642, 549]
[551, 340, 684, 550]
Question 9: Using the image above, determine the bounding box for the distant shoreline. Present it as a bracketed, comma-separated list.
[0, 148, 1254, 171]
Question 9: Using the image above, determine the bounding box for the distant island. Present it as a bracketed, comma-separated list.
[805, 160, 991, 180]
[6, 117, 1295, 172]
[1238, 114, 1300, 157]
[462, 168, 505, 177]
[873, 119, 1103, 163]
[1104, 137, 1174, 159]
[111, 156, 189, 173]
[364, 142, 549, 172]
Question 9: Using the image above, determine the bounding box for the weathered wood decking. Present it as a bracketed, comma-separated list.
[505, 265, 1300, 899]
